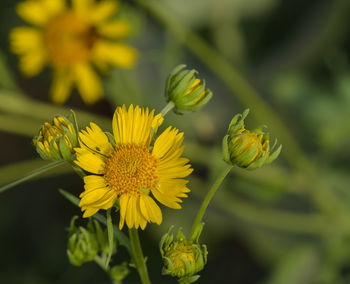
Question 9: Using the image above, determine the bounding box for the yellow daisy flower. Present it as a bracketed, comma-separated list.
[10, 0, 137, 104]
[75, 105, 193, 230]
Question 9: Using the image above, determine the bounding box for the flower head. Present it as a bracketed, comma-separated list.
[10, 0, 137, 104]
[160, 225, 207, 283]
[166, 65, 212, 114]
[222, 109, 282, 170]
[33, 114, 78, 160]
[74, 105, 192, 230]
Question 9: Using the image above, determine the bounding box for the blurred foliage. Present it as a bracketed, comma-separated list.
[1, 0, 350, 283]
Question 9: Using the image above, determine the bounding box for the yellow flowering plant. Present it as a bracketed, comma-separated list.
[10, 0, 137, 104]
[0, 65, 281, 284]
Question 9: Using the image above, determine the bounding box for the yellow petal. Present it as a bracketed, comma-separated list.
[97, 19, 130, 38]
[139, 195, 162, 225]
[73, 63, 103, 104]
[151, 189, 182, 209]
[79, 122, 114, 156]
[126, 194, 136, 228]
[16, 0, 64, 26]
[72, 0, 93, 15]
[79, 186, 111, 206]
[9, 27, 43, 54]
[50, 67, 74, 104]
[75, 147, 106, 174]
[82, 207, 99, 218]
[17, 50, 47, 77]
[88, 0, 118, 23]
[119, 194, 129, 229]
[112, 105, 163, 146]
[92, 41, 138, 68]
[82, 175, 107, 192]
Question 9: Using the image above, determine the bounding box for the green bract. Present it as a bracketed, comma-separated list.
[160, 224, 207, 284]
[222, 109, 282, 170]
[165, 64, 212, 114]
[33, 111, 78, 161]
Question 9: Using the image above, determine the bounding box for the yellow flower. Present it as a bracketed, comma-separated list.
[75, 105, 193, 230]
[10, 0, 137, 104]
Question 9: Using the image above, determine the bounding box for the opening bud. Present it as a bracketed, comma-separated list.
[222, 109, 282, 170]
[165, 64, 212, 114]
[33, 111, 78, 160]
[160, 225, 207, 283]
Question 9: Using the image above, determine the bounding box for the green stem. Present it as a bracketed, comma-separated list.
[189, 165, 233, 240]
[128, 228, 151, 284]
[160, 101, 175, 117]
[0, 160, 66, 193]
[105, 209, 114, 269]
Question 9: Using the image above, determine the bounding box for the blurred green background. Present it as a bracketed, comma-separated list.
[1, 0, 350, 283]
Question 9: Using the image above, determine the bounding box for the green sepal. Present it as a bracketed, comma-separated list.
[49, 137, 62, 160]
[105, 132, 116, 146]
[266, 144, 282, 164]
[222, 135, 231, 164]
[166, 64, 187, 97]
[59, 134, 72, 160]
[178, 275, 201, 284]
[172, 70, 197, 101]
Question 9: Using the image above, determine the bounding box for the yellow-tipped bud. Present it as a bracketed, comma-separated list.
[222, 109, 282, 170]
[165, 64, 212, 114]
[33, 112, 78, 160]
[160, 225, 207, 283]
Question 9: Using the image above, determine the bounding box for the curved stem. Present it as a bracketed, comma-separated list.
[160, 101, 175, 117]
[189, 165, 233, 240]
[128, 228, 151, 284]
[0, 160, 66, 193]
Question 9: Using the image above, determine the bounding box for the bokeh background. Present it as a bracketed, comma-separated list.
[1, 0, 350, 283]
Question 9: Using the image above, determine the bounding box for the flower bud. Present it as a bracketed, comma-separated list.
[110, 262, 130, 283]
[33, 112, 78, 160]
[67, 216, 99, 266]
[160, 224, 207, 283]
[222, 109, 282, 170]
[165, 64, 212, 114]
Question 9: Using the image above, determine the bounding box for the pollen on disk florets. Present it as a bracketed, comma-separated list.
[104, 144, 159, 196]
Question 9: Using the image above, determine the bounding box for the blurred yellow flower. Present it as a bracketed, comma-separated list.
[10, 0, 137, 104]
[75, 105, 193, 230]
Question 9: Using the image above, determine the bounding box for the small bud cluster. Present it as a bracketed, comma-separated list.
[165, 65, 212, 114]
[222, 109, 282, 170]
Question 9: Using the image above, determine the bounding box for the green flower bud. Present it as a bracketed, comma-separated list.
[110, 262, 130, 283]
[67, 216, 99, 266]
[160, 224, 207, 283]
[165, 64, 212, 114]
[33, 112, 78, 161]
[222, 109, 282, 170]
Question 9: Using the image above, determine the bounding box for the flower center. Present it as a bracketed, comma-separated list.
[44, 12, 97, 66]
[104, 145, 158, 196]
